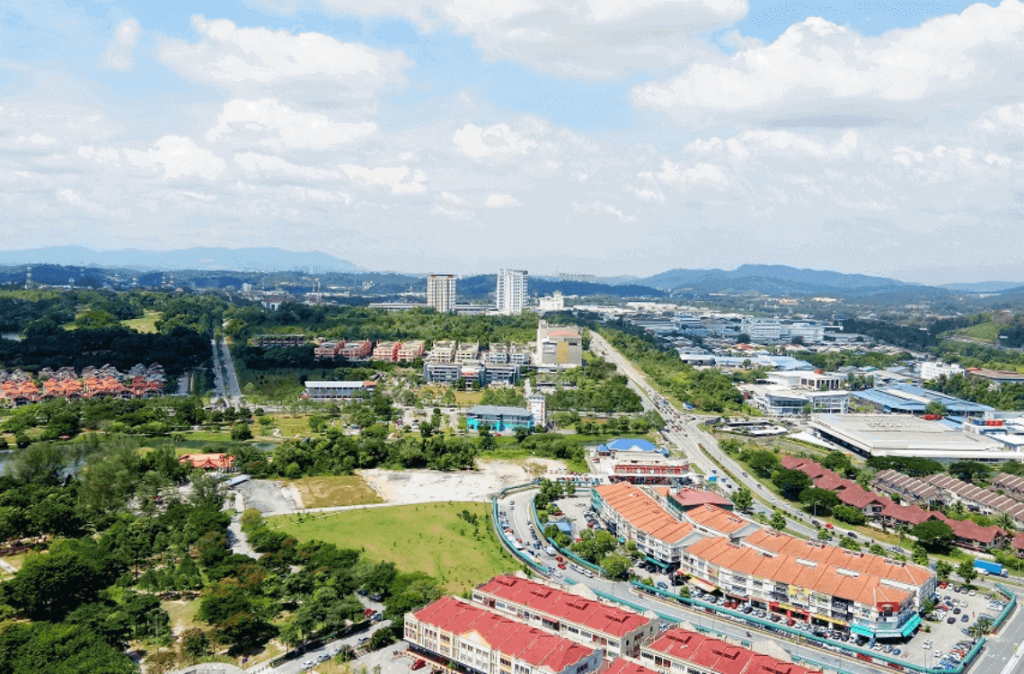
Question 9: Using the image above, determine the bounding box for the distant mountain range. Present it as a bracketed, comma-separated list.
[0, 246, 360, 273]
[4, 247, 1024, 302]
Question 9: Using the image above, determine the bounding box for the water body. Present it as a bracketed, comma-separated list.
[1, 332, 21, 341]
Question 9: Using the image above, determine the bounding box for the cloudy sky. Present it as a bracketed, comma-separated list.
[2, 0, 1023, 283]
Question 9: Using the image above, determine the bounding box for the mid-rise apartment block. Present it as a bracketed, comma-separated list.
[314, 340, 345, 359]
[405, 596, 604, 674]
[427, 274, 457, 313]
[339, 340, 373, 360]
[497, 269, 528, 315]
[428, 340, 457, 363]
[397, 340, 426, 361]
[373, 341, 401, 362]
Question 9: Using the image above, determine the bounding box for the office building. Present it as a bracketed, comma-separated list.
[497, 269, 528, 315]
[301, 380, 376, 401]
[427, 274, 457, 313]
[466, 405, 533, 432]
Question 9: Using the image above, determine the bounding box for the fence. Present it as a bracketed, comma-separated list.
[528, 497, 605, 577]
[627, 581, 986, 674]
[992, 583, 1017, 632]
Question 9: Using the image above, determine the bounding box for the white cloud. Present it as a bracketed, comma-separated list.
[432, 191, 472, 218]
[124, 135, 226, 180]
[656, 160, 728, 190]
[234, 152, 341, 181]
[100, 19, 142, 71]
[625, 185, 665, 202]
[453, 123, 538, 159]
[78, 146, 121, 165]
[486, 193, 519, 208]
[633, 2, 1024, 126]
[158, 16, 410, 101]
[207, 99, 377, 150]
[319, 0, 747, 80]
[21, 133, 58, 146]
[341, 164, 427, 194]
[572, 199, 634, 223]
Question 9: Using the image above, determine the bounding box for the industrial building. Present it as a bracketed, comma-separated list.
[810, 414, 1024, 462]
[851, 383, 992, 417]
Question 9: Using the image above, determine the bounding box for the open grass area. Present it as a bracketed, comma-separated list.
[121, 310, 163, 333]
[271, 414, 314, 438]
[957, 321, 1004, 343]
[270, 502, 518, 593]
[163, 598, 201, 633]
[454, 391, 485, 405]
[284, 475, 383, 509]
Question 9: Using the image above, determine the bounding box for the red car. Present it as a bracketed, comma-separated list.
[412, 660, 427, 671]
[556, 556, 564, 562]
[558, 563, 567, 570]
[824, 523, 834, 530]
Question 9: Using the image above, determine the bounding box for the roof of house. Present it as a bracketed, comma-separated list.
[682, 504, 751, 536]
[880, 503, 932, 526]
[603, 439, 659, 453]
[179, 453, 234, 469]
[603, 659, 659, 674]
[671, 489, 732, 510]
[476, 576, 650, 637]
[414, 596, 595, 672]
[646, 629, 814, 674]
[1014, 532, 1024, 552]
[595, 483, 692, 544]
[929, 513, 1006, 545]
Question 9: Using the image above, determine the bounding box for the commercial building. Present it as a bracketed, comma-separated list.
[741, 385, 848, 416]
[373, 341, 401, 362]
[467, 405, 534, 432]
[253, 334, 306, 348]
[301, 380, 376, 401]
[536, 322, 583, 368]
[427, 274, 457, 313]
[528, 394, 547, 427]
[810, 414, 1024, 462]
[920, 361, 964, 381]
[472, 575, 657, 658]
[339, 340, 373, 360]
[497, 269, 529, 315]
[423, 362, 521, 386]
[592, 483, 695, 570]
[641, 629, 815, 674]
[405, 596, 604, 674]
[966, 368, 1024, 387]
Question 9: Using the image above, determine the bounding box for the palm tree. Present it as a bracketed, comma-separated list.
[996, 512, 1015, 533]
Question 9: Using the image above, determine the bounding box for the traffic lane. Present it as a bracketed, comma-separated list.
[274, 620, 393, 674]
[498, 491, 588, 584]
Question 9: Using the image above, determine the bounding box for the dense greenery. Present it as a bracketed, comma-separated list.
[597, 324, 744, 412]
[865, 455, 944, 477]
[545, 357, 643, 413]
[925, 374, 1024, 411]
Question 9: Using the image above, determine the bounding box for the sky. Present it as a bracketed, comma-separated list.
[2, 0, 1023, 283]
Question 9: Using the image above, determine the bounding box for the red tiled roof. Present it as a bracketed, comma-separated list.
[881, 503, 931, 526]
[414, 597, 595, 671]
[476, 576, 650, 637]
[179, 453, 234, 470]
[595, 483, 692, 544]
[603, 659, 659, 674]
[929, 513, 1006, 545]
[646, 629, 815, 674]
[1014, 532, 1024, 552]
[672, 489, 732, 509]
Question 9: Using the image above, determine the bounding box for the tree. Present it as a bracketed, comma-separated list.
[3, 549, 111, 621]
[935, 560, 953, 582]
[821, 451, 854, 477]
[745, 450, 780, 478]
[839, 536, 861, 551]
[925, 401, 948, 417]
[369, 628, 395, 650]
[771, 469, 812, 500]
[799, 487, 840, 517]
[817, 529, 831, 541]
[911, 543, 929, 566]
[869, 543, 886, 556]
[832, 505, 867, 525]
[911, 520, 955, 552]
[949, 461, 991, 484]
[0, 621, 138, 674]
[180, 628, 210, 660]
[230, 422, 253, 441]
[730, 487, 753, 512]
[957, 560, 978, 586]
[600, 554, 631, 580]
[770, 511, 786, 532]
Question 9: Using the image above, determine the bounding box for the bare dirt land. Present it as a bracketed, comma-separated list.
[359, 458, 565, 504]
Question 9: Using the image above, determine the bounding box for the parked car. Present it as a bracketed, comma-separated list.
[412, 660, 427, 671]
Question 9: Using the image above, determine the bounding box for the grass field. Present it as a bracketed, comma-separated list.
[454, 391, 485, 405]
[271, 414, 314, 438]
[122, 310, 163, 334]
[284, 475, 383, 509]
[271, 502, 518, 593]
[958, 321, 1004, 343]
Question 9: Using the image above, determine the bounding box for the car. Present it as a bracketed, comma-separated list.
[934, 651, 943, 658]
[846, 531, 857, 539]
[558, 563, 566, 569]
[369, 593, 383, 601]
[954, 608, 961, 615]
[893, 649, 901, 656]
[811, 520, 821, 528]
[961, 615, 969, 622]
[318, 653, 331, 663]
[657, 582, 668, 590]
[825, 523, 833, 529]
[358, 636, 370, 644]
[412, 660, 427, 671]
[947, 617, 957, 624]
[556, 556, 564, 562]
[969, 590, 977, 596]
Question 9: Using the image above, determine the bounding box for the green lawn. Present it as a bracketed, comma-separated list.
[959, 322, 1004, 343]
[122, 310, 163, 334]
[270, 502, 518, 593]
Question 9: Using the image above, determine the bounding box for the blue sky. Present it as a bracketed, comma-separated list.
[1, 0, 1023, 282]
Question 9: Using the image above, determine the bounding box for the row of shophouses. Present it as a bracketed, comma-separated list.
[590, 483, 935, 640]
[404, 574, 815, 674]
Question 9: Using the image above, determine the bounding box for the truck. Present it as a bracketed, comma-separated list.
[974, 559, 1007, 577]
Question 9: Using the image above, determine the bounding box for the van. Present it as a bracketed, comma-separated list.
[584, 569, 595, 578]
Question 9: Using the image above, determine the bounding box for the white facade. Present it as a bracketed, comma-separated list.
[496, 269, 528, 315]
[427, 274, 457, 313]
[920, 361, 964, 381]
[538, 291, 564, 312]
[527, 394, 547, 426]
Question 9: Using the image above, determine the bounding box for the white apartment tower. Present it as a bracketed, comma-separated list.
[426, 274, 457, 313]
[496, 269, 528, 315]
